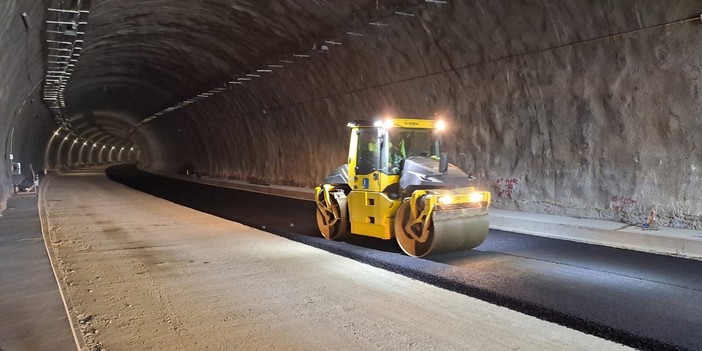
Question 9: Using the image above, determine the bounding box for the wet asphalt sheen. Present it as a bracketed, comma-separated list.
[107, 164, 702, 351]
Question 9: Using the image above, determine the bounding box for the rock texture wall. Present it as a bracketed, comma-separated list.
[136, 1, 702, 228]
[0, 0, 55, 212]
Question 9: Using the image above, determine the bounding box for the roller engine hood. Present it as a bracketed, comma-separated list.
[399, 156, 473, 190]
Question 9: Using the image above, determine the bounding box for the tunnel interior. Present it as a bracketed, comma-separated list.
[2, 0, 702, 228]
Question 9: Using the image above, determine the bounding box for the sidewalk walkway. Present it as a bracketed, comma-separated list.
[160, 171, 702, 260]
[0, 193, 76, 351]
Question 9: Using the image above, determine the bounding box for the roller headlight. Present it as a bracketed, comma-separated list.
[469, 192, 485, 203]
[438, 195, 453, 204]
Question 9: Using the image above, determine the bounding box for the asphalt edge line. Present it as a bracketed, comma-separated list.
[37, 174, 85, 351]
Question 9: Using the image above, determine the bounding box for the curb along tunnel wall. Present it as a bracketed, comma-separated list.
[2, 1, 702, 229]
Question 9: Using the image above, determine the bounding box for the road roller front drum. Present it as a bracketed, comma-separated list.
[394, 198, 489, 257]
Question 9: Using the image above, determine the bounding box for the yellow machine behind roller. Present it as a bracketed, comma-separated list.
[314, 118, 491, 257]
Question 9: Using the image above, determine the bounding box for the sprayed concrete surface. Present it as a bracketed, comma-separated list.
[40, 169, 631, 350]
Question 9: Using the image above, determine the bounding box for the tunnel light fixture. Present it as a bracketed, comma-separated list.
[425, 0, 447, 3]
[228, 81, 242, 85]
[46, 20, 77, 25]
[346, 31, 364, 37]
[324, 40, 343, 46]
[268, 64, 284, 68]
[246, 74, 261, 77]
[237, 77, 251, 81]
[47, 40, 72, 44]
[293, 54, 310, 58]
[48, 8, 89, 14]
[369, 22, 389, 27]
[394, 11, 415, 17]
[256, 69, 272, 73]
[279, 59, 294, 64]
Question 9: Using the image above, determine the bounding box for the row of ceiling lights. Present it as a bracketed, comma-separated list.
[53, 127, 137, 153]
[127, 0, 448, 134]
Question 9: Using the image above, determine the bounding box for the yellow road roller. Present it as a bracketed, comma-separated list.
[314, 118, 491, 257]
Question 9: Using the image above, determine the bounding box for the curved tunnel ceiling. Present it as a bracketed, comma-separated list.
[60, 0, 407, 145]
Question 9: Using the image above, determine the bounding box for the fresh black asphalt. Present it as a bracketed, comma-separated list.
[107, 164, 702, 351]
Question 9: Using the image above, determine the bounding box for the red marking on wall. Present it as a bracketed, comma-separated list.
[611, 196, 637, 211]
[495, 178, 519, 198]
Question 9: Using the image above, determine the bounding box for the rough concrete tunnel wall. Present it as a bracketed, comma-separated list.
[137, 1, 702, 228]
[0, 0, 55, 211]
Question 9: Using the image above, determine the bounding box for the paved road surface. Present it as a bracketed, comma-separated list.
[39, 168, 631, 350]
[107, 164, 702, 351]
